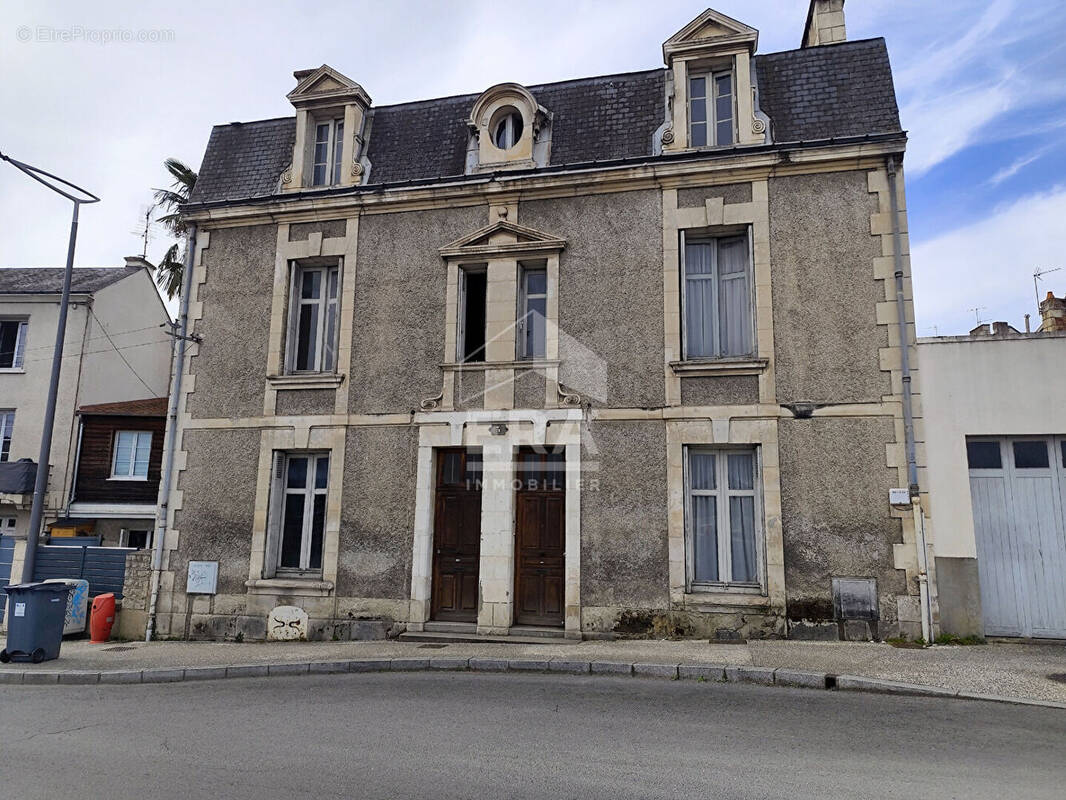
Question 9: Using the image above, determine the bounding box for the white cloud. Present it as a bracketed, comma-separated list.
[900, 83, 1011, 176]
[912, 186, 1066, 334]
[987, 146, 1050, 186]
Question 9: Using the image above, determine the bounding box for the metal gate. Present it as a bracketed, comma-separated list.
[969, 436, 1066, 638]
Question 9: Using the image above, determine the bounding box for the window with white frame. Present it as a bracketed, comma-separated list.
[271, 452, 329, 573]
[682, 232, 753, 359]
[492, 108, 524, 150]
[689, 70, 734, 147]
[311, 118, 345, 186]
[458, 265, 487, 363]
[685, 447, 761, 588]
[1, 516, 15, 534]
[287, 262, 340, 373]
[0, 320, 27, 370]
[120, 528, 151, 550]
[517, 264, 547, 360]
[112, 431, 152, 479]
[0, 411, 15, 462]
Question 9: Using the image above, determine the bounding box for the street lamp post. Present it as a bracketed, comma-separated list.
[0, 152, 100, 582]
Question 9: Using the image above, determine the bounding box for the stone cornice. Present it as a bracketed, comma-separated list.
[181, 136, 907, 227]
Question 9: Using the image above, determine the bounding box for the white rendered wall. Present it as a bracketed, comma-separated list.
[918, 332, 1066, 558]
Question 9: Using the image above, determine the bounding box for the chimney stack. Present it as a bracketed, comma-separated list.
[803, 0, 847, 48]
[124, 255, 154, 270]
[1039, 290, 1066, 332]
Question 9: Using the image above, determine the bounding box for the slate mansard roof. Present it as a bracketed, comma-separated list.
[188, 38, 901, 207]
[0, 266, 141, 295]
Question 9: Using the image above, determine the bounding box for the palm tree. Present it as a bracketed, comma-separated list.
[152, 157, 197, 299]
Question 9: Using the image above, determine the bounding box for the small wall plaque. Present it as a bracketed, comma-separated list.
[186, 561, 219, 595]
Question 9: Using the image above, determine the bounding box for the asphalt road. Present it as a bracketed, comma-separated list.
[2, 673, 1064, 800]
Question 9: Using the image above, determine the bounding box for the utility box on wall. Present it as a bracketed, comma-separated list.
[832, 577, 879, 641]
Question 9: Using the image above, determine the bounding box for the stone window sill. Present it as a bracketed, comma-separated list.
[682, 589, 769, 613]
[266, 373, 345, 391]
[441, 359, 559, 372]
[245, 577, 334, 597]
[670, 357, 768, 377]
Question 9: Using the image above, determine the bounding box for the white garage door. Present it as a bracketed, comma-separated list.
[968, 437, 1066, 638]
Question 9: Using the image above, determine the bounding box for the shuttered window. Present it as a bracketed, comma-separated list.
[682, 233, 753, 359]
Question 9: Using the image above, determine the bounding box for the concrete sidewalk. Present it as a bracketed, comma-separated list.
[2, 637, 1065, 706]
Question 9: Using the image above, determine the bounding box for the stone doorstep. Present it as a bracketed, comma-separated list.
[2, 660, 1062, 709]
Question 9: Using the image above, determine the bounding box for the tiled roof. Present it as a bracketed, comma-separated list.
[755, 38, 901, 141]
[78, 397, 169, 417]
[0, 266, 142, 295]
[187, 38, 902, 206]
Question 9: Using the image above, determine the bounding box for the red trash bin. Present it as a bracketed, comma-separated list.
[90, 593, 116, 643]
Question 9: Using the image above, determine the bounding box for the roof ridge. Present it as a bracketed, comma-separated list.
[216, 67, 667, 126]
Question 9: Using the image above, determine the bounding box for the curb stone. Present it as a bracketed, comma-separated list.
[507, 659, 549, 672]
[726, 666, 776, 686]
[679, 664, 726, 681]
[2, 658, 1063, 709]
[835, 675, 958, 698]
[469, 658, 508, 671]
[774, 669, 828, 689]
[99, 670, 142, 684]
[225, 665, 269, 679]
[549, 660, 591, 674]
[633, 663, 679, 679]
[590, 661, 632, 675]
[430, 658, 469, 670]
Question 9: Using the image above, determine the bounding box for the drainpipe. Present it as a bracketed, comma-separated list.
[885, 157, 932, 643]
[145, 224, 197, 642]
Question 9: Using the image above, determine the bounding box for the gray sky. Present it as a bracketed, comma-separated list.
[2, 1, 1064, 332]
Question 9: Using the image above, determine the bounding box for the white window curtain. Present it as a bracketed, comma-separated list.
[683, 234, 753, 359]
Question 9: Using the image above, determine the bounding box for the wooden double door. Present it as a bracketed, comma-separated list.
[431, 447, 567, 628]
[431, 449, 482, 622]
[514, 449, 566, 627]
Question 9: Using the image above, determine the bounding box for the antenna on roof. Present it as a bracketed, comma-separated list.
[130, 204, 154, 258]
[1034, 266, 1062, 306]
[968, 306, 987, 325]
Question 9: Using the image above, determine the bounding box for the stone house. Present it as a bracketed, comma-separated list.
[155, 2, 930, 642]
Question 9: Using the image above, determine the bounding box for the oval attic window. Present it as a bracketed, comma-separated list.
[493, 109, 524, 150]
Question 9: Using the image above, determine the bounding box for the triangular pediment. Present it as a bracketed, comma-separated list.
[439, 220, 566, 258]
[287, 64, 370, 106]
[663, 8, 758, 62]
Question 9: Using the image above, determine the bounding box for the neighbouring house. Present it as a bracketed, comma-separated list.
[154, 1, 931, 643]
[65, 397, 169, 548]
[920, 293, 1066, 640]
[0, 260, 172, 616]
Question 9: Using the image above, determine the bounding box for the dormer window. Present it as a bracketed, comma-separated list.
[661, 9, 767, 152]
[689, 70, 734, 147]
[312, 118, 345, 186]
[281, 64, 372, 192]
[492, 109, 524, 150]
[466, 83, 552, 173]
